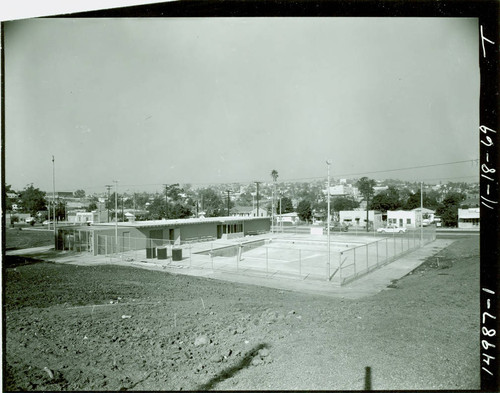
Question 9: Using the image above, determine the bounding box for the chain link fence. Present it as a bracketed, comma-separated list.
[337, 226, 436, 285]
[57, 225, 436, 285]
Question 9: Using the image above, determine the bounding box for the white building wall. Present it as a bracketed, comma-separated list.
[458, 208, 480, 229]
[339, 210, 383, 229]
[387, 210, 421, 228]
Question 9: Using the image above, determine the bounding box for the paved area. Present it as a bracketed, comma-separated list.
[6, 245, 54, 256]
[5, 238, 456, 299]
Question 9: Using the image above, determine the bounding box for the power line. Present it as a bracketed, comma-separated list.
[282, 159, 479, 183]
[62, 158, 480, 192]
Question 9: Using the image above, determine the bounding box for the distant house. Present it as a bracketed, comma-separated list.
[74, 212, 97, 225]
[339, 210, 383, 229]
[275, 212, 299, 225]
[386, 208, 435, 228]
[231, 205, 269, 218]
[458, 208, 480, 229]
[325, 185, 358, 198]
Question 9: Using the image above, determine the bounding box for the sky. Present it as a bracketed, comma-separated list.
[4, 17, 479, 193]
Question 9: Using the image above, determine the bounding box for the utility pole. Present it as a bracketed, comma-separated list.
[226, 190, 231, 216]
[254, 182, 261, 218]
[52, 156, 56, 240]
[121, 195, 124, 222]
[420, 181, 423, 245]
[279, 191, 282, 233]
[105, 185, 112, 223]
[164, 184, 168, 220]
[113, 180, 118, 251]
[326, 160, 332, 281]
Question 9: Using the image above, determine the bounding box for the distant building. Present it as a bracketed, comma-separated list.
[339, 210, 383, 229]
[386, 208, 435, 228]
[275, 212, 299, 225]
[230, 206, 269, 218]
[74, 212, 97, 225]
[458, 208, 480, 229]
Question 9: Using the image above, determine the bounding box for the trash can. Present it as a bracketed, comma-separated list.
[172, 248, 182, 261]
[157, 247, 168, 260]
[146, 247, 156, 259]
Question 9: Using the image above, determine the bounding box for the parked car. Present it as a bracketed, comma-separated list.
[377, 225, 407, 234]
[25, 217, 35, 223]
[42, 220, 54, 226]
[325, 222, 348, 232]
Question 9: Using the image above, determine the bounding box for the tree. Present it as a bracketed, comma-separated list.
[74, 189, 86, 198]
[297, 200, 312, 223]
[277, 196, 294, 214]
[369, 186, 401, 212]
[165, 184, 183, 202]
[436, 192, 466, 227]
[357, 177, 376, 232]
[55, 200, 66, 221]
[236, 191, 254, 206]
[271, 170, 279, 224]
[332, 196, 360, 212]
[5, 184, 14, 211]
[168, 203, 192, 219]
[18, 184, 47, 217]
[198, 188, 225, 217]
[403, 190, 441, 211]
[86, 195, 99, 212]
[87, 201, 98, 212]
[148, 195, 167, 220]
[403, 192, 420, 210]
[105, 192, 117, 211]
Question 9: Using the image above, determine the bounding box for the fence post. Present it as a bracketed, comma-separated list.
[105, 235, 107, 256]
[353, 247, 357, 276]
[366, 244, 369, 271]
[385, 237, 388, 263]
[339, 252, 342, 282]
[376, 240, 379, 266]
[211, 242, 214, 270]
[236, 244, 239, 272]
[299, 249, 302, 279]
[266, 247, 269, 275]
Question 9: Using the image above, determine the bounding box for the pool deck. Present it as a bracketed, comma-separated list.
[5, 238, 455, 299]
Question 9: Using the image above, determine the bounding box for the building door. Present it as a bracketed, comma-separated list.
[399, 218, 403, 227]
[173, 228, 181, 246]
[150, 229, 163, 247]
[217, 225, 223, 239]
[121, 232, 130, 252]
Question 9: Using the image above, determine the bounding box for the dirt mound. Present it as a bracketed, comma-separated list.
[4, 237, 480, 390]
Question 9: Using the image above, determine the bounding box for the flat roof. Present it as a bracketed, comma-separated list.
[93, 216, 270, 229]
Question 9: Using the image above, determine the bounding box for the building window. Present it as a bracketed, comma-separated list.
[406, 218, 411, 225]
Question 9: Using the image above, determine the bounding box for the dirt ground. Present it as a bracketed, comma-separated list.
[4, 236, 479, 391]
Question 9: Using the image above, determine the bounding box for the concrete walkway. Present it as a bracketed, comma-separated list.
[5, 239, 456, 299]
[6, 245, 54, 256]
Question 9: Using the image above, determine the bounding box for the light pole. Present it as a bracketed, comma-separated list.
[106, 185, 111, 222]
[226, 190, 231, 216]
[420, 181, 423, 245]
[279, 191, 282, 233]
[113, 180, 118, 251]
[254, 181, 261, 218]
[326, 159, 332, 281]
[52, 156, 56, 241]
